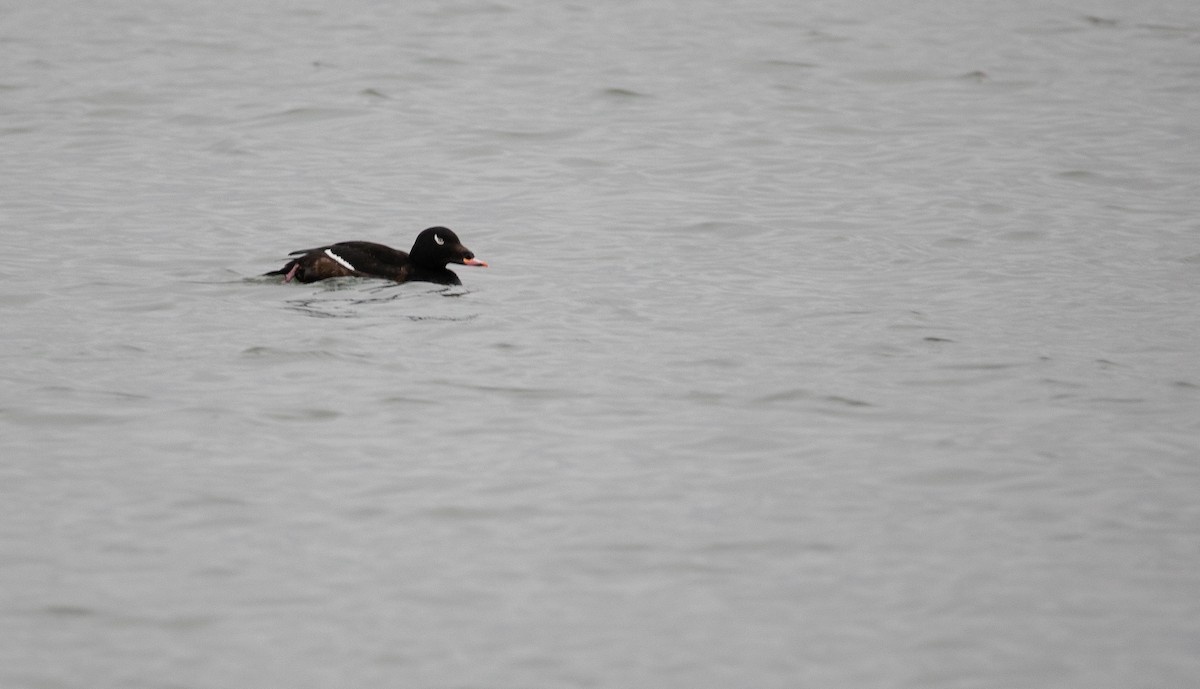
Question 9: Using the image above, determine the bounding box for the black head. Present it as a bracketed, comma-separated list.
[408, 226, 488, 269]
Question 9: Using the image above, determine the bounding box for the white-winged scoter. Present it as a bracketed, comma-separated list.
[264, 226, 487, 285]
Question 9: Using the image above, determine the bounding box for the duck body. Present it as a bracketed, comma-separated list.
[264, 227, 486, 285]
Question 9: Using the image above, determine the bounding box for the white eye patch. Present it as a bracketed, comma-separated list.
[434, 233, 445, 246]
[324, 248, 355, 271]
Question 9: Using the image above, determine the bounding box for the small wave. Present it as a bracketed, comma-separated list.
[600, 87, 650, 98]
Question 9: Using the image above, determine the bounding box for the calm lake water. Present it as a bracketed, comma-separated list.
[3, 0, 1200, 687]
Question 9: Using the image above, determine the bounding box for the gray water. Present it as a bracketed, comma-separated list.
[3, 0, 1200, 687]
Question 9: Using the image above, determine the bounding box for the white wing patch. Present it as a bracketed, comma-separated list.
[324, 248, 356, 271]
[434, 233, 445, 246]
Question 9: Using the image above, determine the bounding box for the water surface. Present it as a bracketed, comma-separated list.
[3, 1, 1200, 687]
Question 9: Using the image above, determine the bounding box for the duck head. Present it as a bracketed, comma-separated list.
[409, 226, 488, 269]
